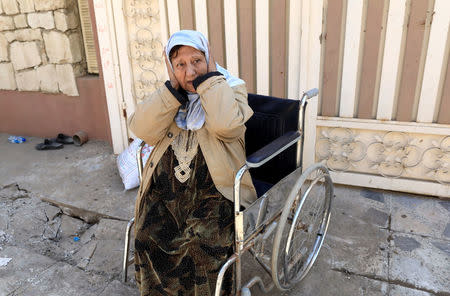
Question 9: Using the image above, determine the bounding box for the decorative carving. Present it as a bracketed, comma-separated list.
[316, 128, 450, 184]
[422, 136, 450, 184]
[366, 132, 422, 178]
[123, 0, 165, 101]
[316, 128, 366, 171]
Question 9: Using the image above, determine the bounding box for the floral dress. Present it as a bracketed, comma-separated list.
[134, 130, 234, 296]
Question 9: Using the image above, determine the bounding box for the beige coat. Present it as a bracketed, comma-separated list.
[128, 75, 257, 215]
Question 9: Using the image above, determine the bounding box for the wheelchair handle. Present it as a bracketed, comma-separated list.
[297, 88, 319, 168]
[303, 88, 319, 100]
[300, 88, 319, 108]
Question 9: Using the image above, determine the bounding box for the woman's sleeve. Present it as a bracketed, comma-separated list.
[194, 74, 253, 142]
[128, 83, 185, 145]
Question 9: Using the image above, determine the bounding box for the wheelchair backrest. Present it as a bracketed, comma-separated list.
[246, 93, 300, 186]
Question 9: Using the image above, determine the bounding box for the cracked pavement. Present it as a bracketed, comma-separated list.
[0, 134, 449, 296]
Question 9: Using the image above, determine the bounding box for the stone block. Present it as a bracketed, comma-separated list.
[68, 32, 82, 62]
[36, 64, 58, 92]
[16, 69, 39, 91]
[27, 11, 55, 30]
[0, 1, 2, 13]
[0, 34, 8, 61]
[34, 0, 70, 11]
[13, 14, 28, 28]
[0, 16, 15, 31]
[54, 9, 78, 32]
[43, 30, 69, 63]
[17, 0, 34, 13]
[0, 63, 17, 90]
[56, 63, 79, 96]
[43, 30, 81, 63]
[4, 28, 42, 42]
[1, 0, 19, 15]
[10, 41, 41, 70]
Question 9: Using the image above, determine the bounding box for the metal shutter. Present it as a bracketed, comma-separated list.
[77, 0, 99, 74]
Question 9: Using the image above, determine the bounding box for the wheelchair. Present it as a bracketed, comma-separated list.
[122, 88, 334, 296]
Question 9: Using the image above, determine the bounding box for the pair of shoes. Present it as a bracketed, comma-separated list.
[35, 139, 64, 150]
[35, 134, 74, 150]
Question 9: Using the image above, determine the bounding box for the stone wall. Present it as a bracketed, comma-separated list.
[0, 0, 86, 96]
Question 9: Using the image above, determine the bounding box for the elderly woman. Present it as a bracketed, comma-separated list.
[128, 30, 256, 296]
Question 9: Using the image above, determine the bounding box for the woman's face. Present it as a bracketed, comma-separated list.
[171, 46, 208, 93]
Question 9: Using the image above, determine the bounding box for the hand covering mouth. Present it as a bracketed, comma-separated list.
[168, 30, 245, 131]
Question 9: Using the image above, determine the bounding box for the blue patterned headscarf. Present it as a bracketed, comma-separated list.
[166, 30, 245, 130]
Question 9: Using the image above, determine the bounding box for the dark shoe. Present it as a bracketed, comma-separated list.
[35, 139, 64, 150]
[53, 133, 74, 144]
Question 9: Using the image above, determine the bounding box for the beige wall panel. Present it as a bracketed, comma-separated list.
[270, 0, 287, 98]
[178, 0, 195, 30]
[437, 49, 450, 124]
[223, 0, 239, 75]
[287, 0, 302, 99]
[357, 0, 385, 119]
[194, 0, 209, 38]
[237, 0, 255, 93]
[207, 0, 225, 66]
[396, 0, 429, 122]
[339, 0, 365, 118]
[321, 0, 344, 117]
[376, 0, 408, 121]
[166, 0, 180, 34]
[256, 0, 269, 95]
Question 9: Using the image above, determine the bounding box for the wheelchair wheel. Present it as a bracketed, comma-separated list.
[271, 163, 333, 290]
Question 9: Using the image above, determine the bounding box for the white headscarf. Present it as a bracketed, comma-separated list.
[166, 30, 245, 130]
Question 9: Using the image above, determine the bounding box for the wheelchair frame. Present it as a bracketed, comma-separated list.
[122, 89, 334, 296]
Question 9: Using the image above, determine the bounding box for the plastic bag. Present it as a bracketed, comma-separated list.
[117, 138, 153, 190]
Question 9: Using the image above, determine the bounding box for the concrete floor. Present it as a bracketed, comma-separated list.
[0, 134, 449, 296]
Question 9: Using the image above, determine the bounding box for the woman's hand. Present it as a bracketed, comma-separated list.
[207, 43, 217, 72]
[163, 47, 179, 90]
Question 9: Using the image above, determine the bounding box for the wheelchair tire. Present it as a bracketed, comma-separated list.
[271, 163, 333, 291]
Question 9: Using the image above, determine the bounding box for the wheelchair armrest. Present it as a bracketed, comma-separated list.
[246, 131, 301, 168]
